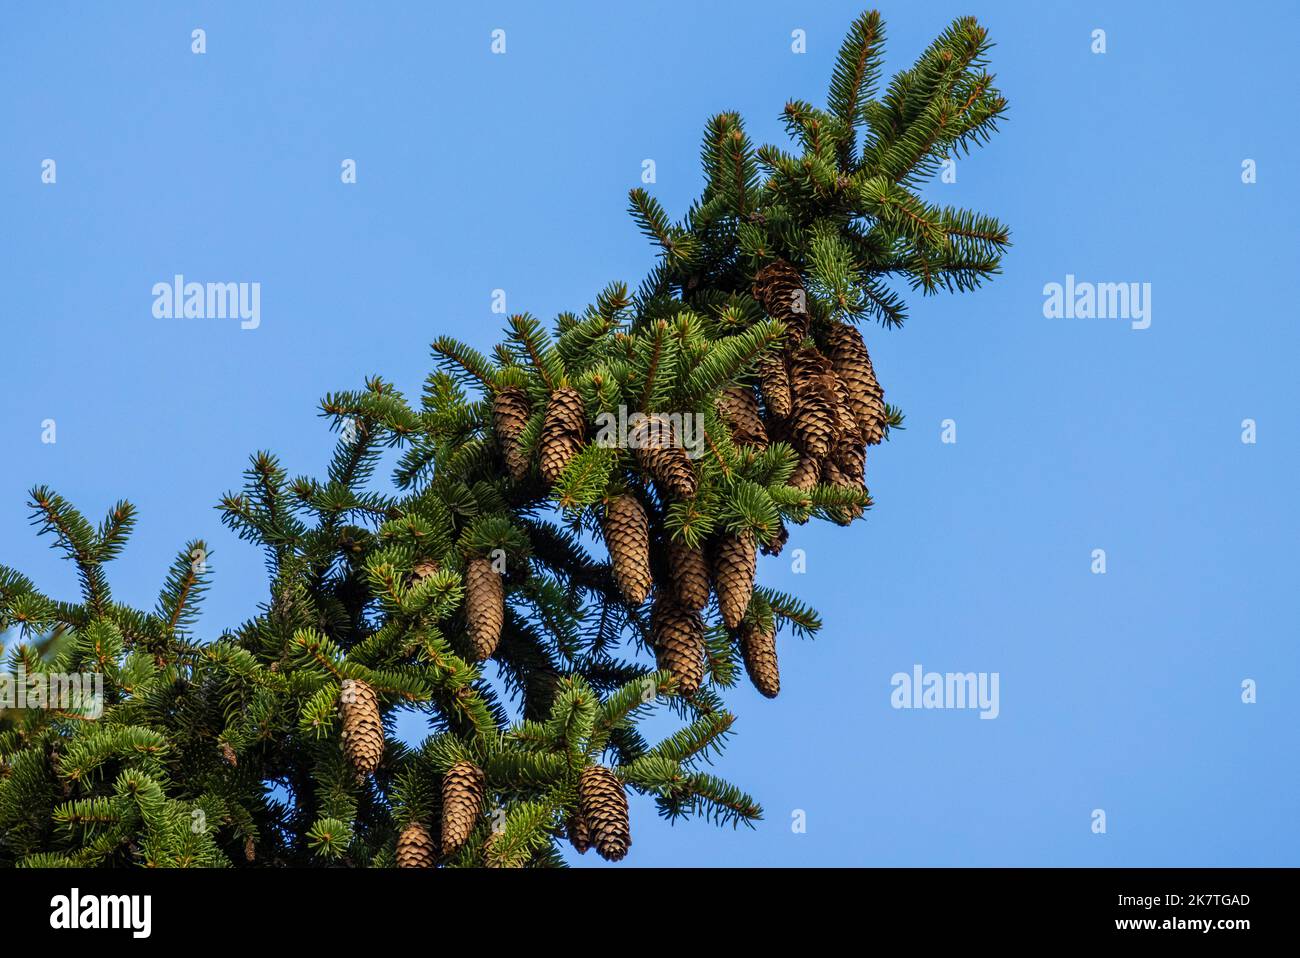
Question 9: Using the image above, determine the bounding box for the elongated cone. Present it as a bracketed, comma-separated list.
[712, 531, 757, 629]
[396, 821, 438, 868]
[441, 761, 486, 855]
[340, 678, 384, 779]
[540, 386, 586, 483]
[579, 765, 631, 862]
[567, 813, 591, 854]
[492, 386, 532, 482]
[789, 455, 822, 492]
[651, 591, 706, 695]
[827, 441, 868, 524]
[824, 322, 886, 445]
[789, 345, 838, 458]
[667, 539, 711, 611]
[603, 494, 652, 604]
[752, 260, 810, 339]
[716, 386, 768, 448]
[631, 414, 697, 499]
[830, 372, 861, 444]
[758, 352, 793, 418]
[465, 557, 504, 660]
[740, 621, 780, 698]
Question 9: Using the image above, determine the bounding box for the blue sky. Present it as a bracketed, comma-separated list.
[2, 1, 1297, 866]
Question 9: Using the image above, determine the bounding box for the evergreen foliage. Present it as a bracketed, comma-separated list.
[0, 11, 1007, 867]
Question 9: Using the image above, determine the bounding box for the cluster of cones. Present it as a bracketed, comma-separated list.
[343, 678, 633, 865]
[501, 386, 776, 697]
[394, 762, 631, 866]
[487, 261, 885, 701]
[742, 259, 887, 525]
[394, 759, 488, 867]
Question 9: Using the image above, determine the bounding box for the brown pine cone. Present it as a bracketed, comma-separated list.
[441, 761, 486, 855]
[828, 440, 868, 523]
[630, 414, 697, 499]
[651, 591, 706, 695]
[465, 557, 504, 660]
[789, 454, 822, 492]
[579, 765, 631, 862]
[339, 678, 384, 779]
[411, 558, 440, 581]
[716, 385, 768, 448]
[567, 812, 591, 854]
[833, 439, 866, 487]
[739, 621, 780, 698]
[492, 386, 532, 482]
[712, 531, 757, 629]
[830, 371, 862, 444]
[789, 345, 838, 458]
[824, 322, 886, 445]
[603, 494, 652, 605]
[667, 538, 711, 611]
[540, 386, 586, 483]
[396, 821, 438, 868]
[758, 352, 793, 418]
[760, 520, 789, 558]
[752, 259, 810, 339]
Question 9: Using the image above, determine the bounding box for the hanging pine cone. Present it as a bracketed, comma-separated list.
[567, 812, 591, 855]
[833, 439, 866, 488]
[821, 456, 847, 487]
[712, 531, 757, 630]
[396, 821, 438, 868]
[830, 371, 862, 444]
[579, 765, 631, 862]
[441, 761, 486, 855]
[603, 494, 652, 604]
[716, 385, 768, 448]
[824, 322, 886, 445]
[411, 558, 440, 581]
[752, 259, 810, 339]
[339, 678, 384, 779]
[758, 352, 793, 418]
[630, 414, 697, 499]
[465, 557, 504, 660]
[760, 520, 789, 557]
[789, 345, 838, 458]
[492, 386, 532, 482]
[651, 591, 706, 695]
[820, 458, 855, 527]
[827, 440, 868, 523]
[667, 538, 711, 611]
[539, 386, 586, 483]
[739, 621, 780, 698]
[789, 454, 822, 492]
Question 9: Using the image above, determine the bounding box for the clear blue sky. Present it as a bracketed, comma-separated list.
[2, 1, 1296, 866]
